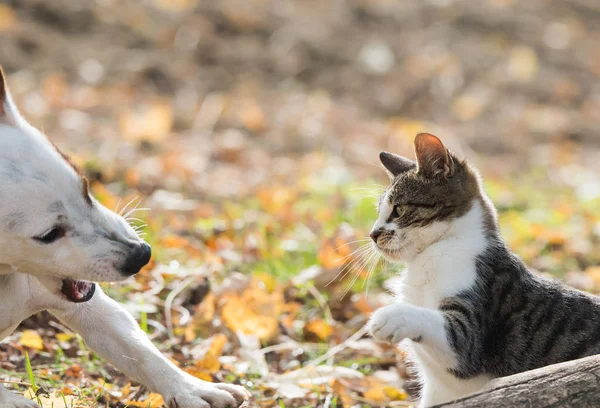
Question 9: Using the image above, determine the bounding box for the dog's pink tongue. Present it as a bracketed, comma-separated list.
[61, 279, 96, 303]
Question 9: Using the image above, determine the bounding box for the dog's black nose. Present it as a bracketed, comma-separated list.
[122, 242, 152, 276]
[370, 230, 382, 243]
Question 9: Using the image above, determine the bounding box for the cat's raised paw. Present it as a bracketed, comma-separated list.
[368, 303, 423, 344]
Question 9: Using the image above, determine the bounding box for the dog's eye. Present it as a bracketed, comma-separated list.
[34, 226, 66, 244]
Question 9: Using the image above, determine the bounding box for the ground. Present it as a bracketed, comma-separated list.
[2, 0, 600, 407]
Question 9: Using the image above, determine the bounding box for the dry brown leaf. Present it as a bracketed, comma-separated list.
[186, 293, 216, 342]
[331, 379, 356, 408]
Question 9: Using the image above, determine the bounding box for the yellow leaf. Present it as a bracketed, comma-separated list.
[20, 330, 43, 350]
[56, 333, 74, 343]
[194, 354, 221, 372]
[305, 319, 333, 341]
[126, 393, 164, 408]
[383, 385, 408, 400]
[362, 377, 407, 403]
[186, 293, 216, 342]
[189, 334, 229, 376]
[220, 278, 283, 341]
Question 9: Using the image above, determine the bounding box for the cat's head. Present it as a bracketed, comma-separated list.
[370, 133, 493, 261]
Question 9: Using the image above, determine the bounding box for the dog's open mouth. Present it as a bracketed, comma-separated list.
[61, 279, 96, 303]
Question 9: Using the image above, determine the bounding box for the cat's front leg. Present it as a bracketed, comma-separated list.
[368, 303, 446, 345]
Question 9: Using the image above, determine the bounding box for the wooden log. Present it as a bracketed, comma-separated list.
[434, 354, 600, 407]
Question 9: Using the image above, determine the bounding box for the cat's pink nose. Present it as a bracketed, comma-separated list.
[370, 230, 381, 242]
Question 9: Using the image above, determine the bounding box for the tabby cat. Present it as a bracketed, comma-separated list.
[367, 133, 600, 406]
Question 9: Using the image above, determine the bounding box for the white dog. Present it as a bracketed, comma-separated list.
[0, 67, 250, 408]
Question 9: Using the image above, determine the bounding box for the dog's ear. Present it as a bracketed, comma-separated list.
[0, 66, 6, 117]
[0, 66, 19, 124]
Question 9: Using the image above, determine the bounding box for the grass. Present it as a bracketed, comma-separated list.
[4, 165, 600, 407]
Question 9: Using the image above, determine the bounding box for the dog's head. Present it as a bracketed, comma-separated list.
[0, 67, 151, 303]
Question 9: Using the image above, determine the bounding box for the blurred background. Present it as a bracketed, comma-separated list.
[2, 0, 600, 407]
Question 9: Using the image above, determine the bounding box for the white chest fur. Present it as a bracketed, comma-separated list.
[398, 202, 487, 306]
[394, 202, 492, 406]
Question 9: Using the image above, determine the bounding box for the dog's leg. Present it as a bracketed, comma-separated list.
[50, 287, 250, 408]
[0, 384, 40, 408]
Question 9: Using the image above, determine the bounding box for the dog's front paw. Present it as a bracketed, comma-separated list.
[164, 377, 250, 408]
[0, 393, 41, 408]
[368, 303, 423, 344]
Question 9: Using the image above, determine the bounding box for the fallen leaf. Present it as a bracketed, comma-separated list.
[24, 389, 80, 408]
[220, 278, 283, 342]
[277, 365, 364, 386]
[304, 319, 333, 341]
[20, 330, 43, 350]
[126, 393, 164, 408]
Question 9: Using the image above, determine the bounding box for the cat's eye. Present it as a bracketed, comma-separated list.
[406, 202, 437, 209]
[390, 205, 400, 219]
[34, 226, 66, 244]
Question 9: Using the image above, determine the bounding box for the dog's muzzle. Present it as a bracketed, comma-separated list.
[120, 242, 152, 276]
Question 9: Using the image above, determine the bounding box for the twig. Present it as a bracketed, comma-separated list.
[260, 341, 321, 355]
[0, 379, 32, 387]
[165, 275, 197, 339]
[307, 284, 334, 323]
[306, 324, 369, 367]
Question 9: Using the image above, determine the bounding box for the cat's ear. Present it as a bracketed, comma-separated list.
[414, 133, 454, 178]
[0, 66, 18, 124]
[379, 151, 416, 179]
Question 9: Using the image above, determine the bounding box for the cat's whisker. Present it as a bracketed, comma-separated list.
[329, 243, 374, 272]
[326, 245, 375, 287]
[334, 245, 376, 285]
[337, 246, 377, 290]
[363, 251, 382, 297]
[333, 238, 372, 252]
[340, 249, 378, 300]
